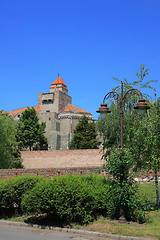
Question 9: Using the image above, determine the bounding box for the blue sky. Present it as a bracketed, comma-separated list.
[0, 0, 159, 119]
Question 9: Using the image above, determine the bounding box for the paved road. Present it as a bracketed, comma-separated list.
[0, 224, 114, 240]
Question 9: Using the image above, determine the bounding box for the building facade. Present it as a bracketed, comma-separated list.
[7, 76, 93, 150]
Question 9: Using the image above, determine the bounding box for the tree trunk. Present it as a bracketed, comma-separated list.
[154, 169, 160, 206]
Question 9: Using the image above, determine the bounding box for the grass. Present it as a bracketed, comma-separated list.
[138, 182, 160, 203]
[1, 216, 25, 223]
[77, 210, 160, 239]
[1, 182, 160, 239]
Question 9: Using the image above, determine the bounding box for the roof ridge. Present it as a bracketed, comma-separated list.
[5, 106, 40, 116]
[59, 103, 91, 115]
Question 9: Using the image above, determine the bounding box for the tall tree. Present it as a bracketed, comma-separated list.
[97, 64, 157, 148]
[69, 115, 99, 149]
[97, 65, 159, 205]
[0, 111, 22, 169]
[130, 101, 160, 205]
[17, 107, 47, 151]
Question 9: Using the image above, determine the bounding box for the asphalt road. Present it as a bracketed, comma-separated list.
[0, 224, 114, 240]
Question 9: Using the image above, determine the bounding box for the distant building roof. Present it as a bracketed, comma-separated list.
[5, 106, 40, 117]
[60, 103, 91, 115]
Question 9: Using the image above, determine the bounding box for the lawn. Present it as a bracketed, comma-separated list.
[77, 209, 160, 239]
[138, 182, 159, 203]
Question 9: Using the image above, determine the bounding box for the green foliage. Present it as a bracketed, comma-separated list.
[0, 111, 23, 169]
[97, 64, 159, 206]
[105, 147, 134, 182]
[69, 115, 99, 149]
[0, 175, 43, 216]
[130, 101, 160, 205]
[103, 147, 147, 222]
[96, 104, 121, 148]
[97, 64, 157, 149]
[17, 107, 47, 150]
[21, 175, 112, 224]
[97, 103, 139, 148]
[0, 174, 148, 224]
[112, 64, 157, 99]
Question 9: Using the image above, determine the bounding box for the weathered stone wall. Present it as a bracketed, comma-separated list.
[58, 90, 72, 112]
[0, 167, 101, 179]
[1, 149, 158, 181]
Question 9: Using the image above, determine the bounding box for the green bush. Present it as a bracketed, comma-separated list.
[0, 174, 147, 224]
[21, 175, 111, 224]
[0, 175, 43, 216]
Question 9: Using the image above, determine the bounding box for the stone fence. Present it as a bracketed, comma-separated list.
[0, 166, 101, 179]
[0, 149, 160, 182]
[0, 167, 160, 183]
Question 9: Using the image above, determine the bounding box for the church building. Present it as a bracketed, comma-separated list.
[6, 76, 93, 150]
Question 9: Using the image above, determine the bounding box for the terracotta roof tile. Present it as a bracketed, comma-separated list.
[51, 76, 67, 87]
[5, 106, 40, 117]
[60, 104, 91, 115]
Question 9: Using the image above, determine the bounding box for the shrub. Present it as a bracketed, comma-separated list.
[0, 175, 43, 216]
[21, 175, 112, 224]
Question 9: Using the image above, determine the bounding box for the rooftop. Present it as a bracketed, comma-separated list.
[5, 106, 40, 117]
[59, 103, 91, 115]
[50, 76, 67, 90]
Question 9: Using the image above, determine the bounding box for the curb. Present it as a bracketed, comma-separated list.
[0, 220, 153, 240]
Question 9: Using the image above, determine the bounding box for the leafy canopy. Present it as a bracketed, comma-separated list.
[0, 111, 23, 169]
[97, 64, 160, 206]
[69, 115, 99, 149]
[97, 64, 157, 148]
[17, 107, 47, 151]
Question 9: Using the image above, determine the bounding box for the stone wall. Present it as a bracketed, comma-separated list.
[0, 149, 159, 182]
[0, 149, 104, 179]
[0, 167, 101, 179]
[21, 149, 103, 169]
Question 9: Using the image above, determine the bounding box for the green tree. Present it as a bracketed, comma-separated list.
[17, 107, 47, 151]
[103, 147, 146, 222]
[0, 111, 22, 169]
[97, 64, 157, 148]
[97, 65, 160, 206]
[130, 101, 160, 205]
[69, 115, 99, 149]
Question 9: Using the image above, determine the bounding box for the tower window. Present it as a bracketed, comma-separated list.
[42, 100, 53, 105]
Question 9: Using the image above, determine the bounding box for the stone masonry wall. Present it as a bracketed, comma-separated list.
[0, 167, 101, 179]
[0, 149, 104, 179]
[0, 149, 160, 182]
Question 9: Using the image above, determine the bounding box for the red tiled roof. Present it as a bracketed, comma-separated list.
[5, 106, 40, 117]
[51, 76, 67, 87]
[60, 104, 91, 115]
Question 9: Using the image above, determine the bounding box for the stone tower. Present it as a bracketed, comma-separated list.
[38, 76, 72, 114]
